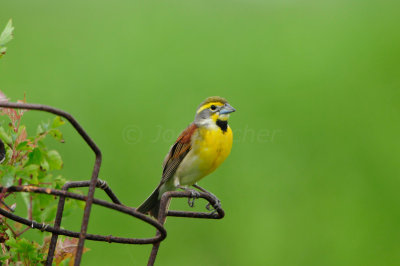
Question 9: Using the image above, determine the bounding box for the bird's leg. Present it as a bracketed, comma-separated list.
[192, 184, 221, 213]
[177, 185, 200, 208]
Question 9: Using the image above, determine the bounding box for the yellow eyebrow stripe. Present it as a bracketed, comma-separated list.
[197, 102, 224, 114]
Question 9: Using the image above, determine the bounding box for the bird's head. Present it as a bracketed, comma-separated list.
[194, 96, 236, 129]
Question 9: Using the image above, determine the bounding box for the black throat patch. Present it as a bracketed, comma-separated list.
[216, 119, 228, 133]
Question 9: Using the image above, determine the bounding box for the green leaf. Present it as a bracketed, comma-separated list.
[46, 150, 63, 170]
[63, 198, 75, 217]
[26, 148, 43, 166]
[54, 175, 67, 189]
[0, 19, 14, 46]
[32, 197, 42, 221]
[1, 166, 15, 187]
[37, 124, 44, 135]
[22, 164, 40, 173]
[37, 140, 46, 149]
[17, 164, 39, 183]
[1, 173, 14, 187]
[30, 173, 39, 185]
[75, 198, 86, 209]
[0, 127, 12, 145]
[11, 238, 39, 261]
[37, 193, 53, 209]
[11, 131, 18, 143]
[41, 121, 49, 132]
[5, 229, 14, 238]
[0, 19, 13, 58]
[5, 237, 17, 248]
[52, 116, 65, 128]
[40, 173, 53, 183]
[0, 254, 11, 261]
[49, 128, 64, 142]
[33, 194, 57, 222]
[21, 192, 30, 209]
[16, 141, 30, 151]
[40, 201, 57, 222]
[40, 159, 49, 172]
[37, 121, 50, 136]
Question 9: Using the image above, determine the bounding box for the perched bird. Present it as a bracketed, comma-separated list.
[137, 96, 236, 218]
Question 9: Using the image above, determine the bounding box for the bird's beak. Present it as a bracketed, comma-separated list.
[219, 103, 236, 115]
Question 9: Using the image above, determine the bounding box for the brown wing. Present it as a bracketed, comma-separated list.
[160, 123, 197, 185]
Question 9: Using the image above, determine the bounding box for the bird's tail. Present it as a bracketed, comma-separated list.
[137, 187, 161, 218]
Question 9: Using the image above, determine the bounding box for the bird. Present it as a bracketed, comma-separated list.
[137, 96, 236, 218]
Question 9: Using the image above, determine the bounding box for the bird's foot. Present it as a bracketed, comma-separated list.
[178, 186, 201, 207]
[187, 189, 201, 208]
[192, 184, 222, 213]
[206, 196, 222, 214]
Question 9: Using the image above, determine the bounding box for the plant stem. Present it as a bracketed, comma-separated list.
[4, 221, 16, 237]
[0, 199, 13, 212]
[1, 243, 10, 266]
[28, 195, 32, 221]
[15, 226, 30, 237]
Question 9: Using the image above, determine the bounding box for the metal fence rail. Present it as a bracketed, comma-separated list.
[0, 102, 225, 265]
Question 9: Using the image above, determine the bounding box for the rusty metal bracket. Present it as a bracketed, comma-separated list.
[0, 102, 225, 265]
[0, 184, 167, 246]
[147, 190, 225, 266]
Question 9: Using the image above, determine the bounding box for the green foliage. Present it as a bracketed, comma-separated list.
[2, 1, 400, 265]
[0, 91, 86, 264]
[5, 235, 46, 264]
[0, 19, 13, 58]
[0, 114, 65, 188]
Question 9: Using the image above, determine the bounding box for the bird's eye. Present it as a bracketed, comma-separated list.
[210, 105, 217, 111]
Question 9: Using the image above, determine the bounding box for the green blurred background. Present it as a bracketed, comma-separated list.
[1, 0, 400, 265]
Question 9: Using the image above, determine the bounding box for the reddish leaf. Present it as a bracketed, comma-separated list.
[0, 90, 9, 103]
[16, 127, 27, 145]
[54, 237, 90, 265]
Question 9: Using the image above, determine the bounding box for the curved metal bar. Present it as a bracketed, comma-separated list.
[0, 185, 167, 244]
[0, 102, 226, 265]
[46, 179, 121, 265]
[165, 191, 224, 219]
[147, 190, 225, 266]
[0, 102, 101, 265]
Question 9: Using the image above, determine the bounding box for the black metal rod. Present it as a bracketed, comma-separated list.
[0, 102, 226, 265]
[46, 179, 122, 265]
[147, 190, 225, 265]
[0, 102, 101, 265]
[0, 185, 167, 243]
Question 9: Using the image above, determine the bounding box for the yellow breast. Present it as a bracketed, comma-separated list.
[176, 125, 233, 186]
[193, 126, 233, 176]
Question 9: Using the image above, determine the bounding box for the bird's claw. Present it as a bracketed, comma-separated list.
[188, 198, 195, 207]
[187, 189, 201, 208]
[206, 195, 221, 213]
